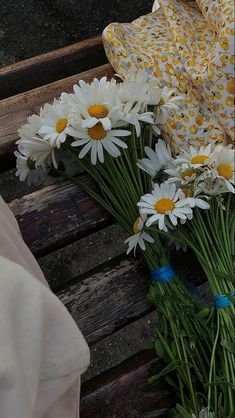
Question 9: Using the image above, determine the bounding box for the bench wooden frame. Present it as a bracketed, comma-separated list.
[1, 36, 202, 417]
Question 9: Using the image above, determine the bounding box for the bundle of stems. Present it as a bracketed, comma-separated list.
[176, 195, 235, 417]
[57, 125, 212, 417]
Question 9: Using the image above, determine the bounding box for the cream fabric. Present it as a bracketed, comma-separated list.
[0, 196, 90, 418]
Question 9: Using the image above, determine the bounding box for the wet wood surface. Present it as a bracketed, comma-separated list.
[81, 350, 174, 418]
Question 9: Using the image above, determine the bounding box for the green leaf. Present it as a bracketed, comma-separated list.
[221, 339, 235, 354]
[148, 361, 179, 384]
[176, 404, 193, 418]
[154, 339, 165, 359]
[198, 308, 210, 319]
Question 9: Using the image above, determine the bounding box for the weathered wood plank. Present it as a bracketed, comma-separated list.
[55, 253, 205, 346]
[0, 63, 114, 171]
[9, 175, 113, 257]
[38, 224, 127, 290]
[0, 36, 107, 99]
[56, 258, 151, 345]
[81, 350, 174, 418]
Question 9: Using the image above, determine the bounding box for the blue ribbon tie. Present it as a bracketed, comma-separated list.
[214, 292, 235, 309]
[151, 265, 175, 283]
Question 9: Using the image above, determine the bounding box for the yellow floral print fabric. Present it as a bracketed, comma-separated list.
[102, 0, 234, 148]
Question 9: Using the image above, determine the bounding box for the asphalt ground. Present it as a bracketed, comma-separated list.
[0, 0, 153, 66]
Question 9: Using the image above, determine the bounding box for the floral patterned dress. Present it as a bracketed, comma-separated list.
[102, 0, 234, 149]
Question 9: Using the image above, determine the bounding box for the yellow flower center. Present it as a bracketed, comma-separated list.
[191, 155, 208, 164]
[56, 118, 68, 133]
[182, 168, 196, 179]
[88, 104, 109, 119]
[217, 163, 232, 180]
[88, 123, 107, 140]
[133, 217, 141, 234]
[155, 198, 175, 214]
[159, 98, 165, 105]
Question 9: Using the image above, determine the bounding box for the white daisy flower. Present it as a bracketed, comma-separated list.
[17, 114, 41, 141]
[17, 113, 58, 169]
[39, 100, 70, 148]
[178, 189, 210, 210]
[117, 100, 154, 137]
[71, 123, 130, 165]
[210, 145, 235, 193]
[15, 148, 47, 186]
[116, 71, 154, 136]
[165, 165, 198, 185]
[138, 139, 172, 178]
[117, 70, 149, 101]
[138, 182, 192, 231]
[177, 144, 213, 168]
[154, 87, 184, 125]
[17, 137, 57, 169]
[117, 70, 161, 106]
[124, 213, 154, 255]
[68, 77, 118, 131]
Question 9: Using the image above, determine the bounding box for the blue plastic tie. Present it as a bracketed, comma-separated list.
[214, 292, 235, 309]
[151, 265, 175, 283]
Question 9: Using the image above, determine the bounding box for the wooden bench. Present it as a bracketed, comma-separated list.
[0, 36, 203, 417]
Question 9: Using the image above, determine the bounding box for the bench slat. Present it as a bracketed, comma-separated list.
[0, 64, 114, 171]
[56, 258, 151, 345]
[56, 253, 204, 345]
[9, 175, 113, 257]
[0, 36, 107, 99]
[81, 350, 174, 417]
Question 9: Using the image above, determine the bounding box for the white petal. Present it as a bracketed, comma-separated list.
[158, 215, 165, 230]
[110, 129, 131, 137]
[109, 136, 128, 149]
[169, 213, 177, 225]
[142, 232, 154, 243]
[79, 141, 93, 159]
[91, 141, 98, 165]
[81, 118, 97, 128]
[101, 117, 112, 131]
[146, 213, 161, 227]
[102, 140, 120, 157]
[71, 138, 90, 147]
[136, 237, 144, 251]
[97, 141, 104, 163]
[140, 208, 156, 214]
[140, 194, 156, 205]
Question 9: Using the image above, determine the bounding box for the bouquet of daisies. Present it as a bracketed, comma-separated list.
[15, 71, 219, 417]
[138, 142, 235, 417]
